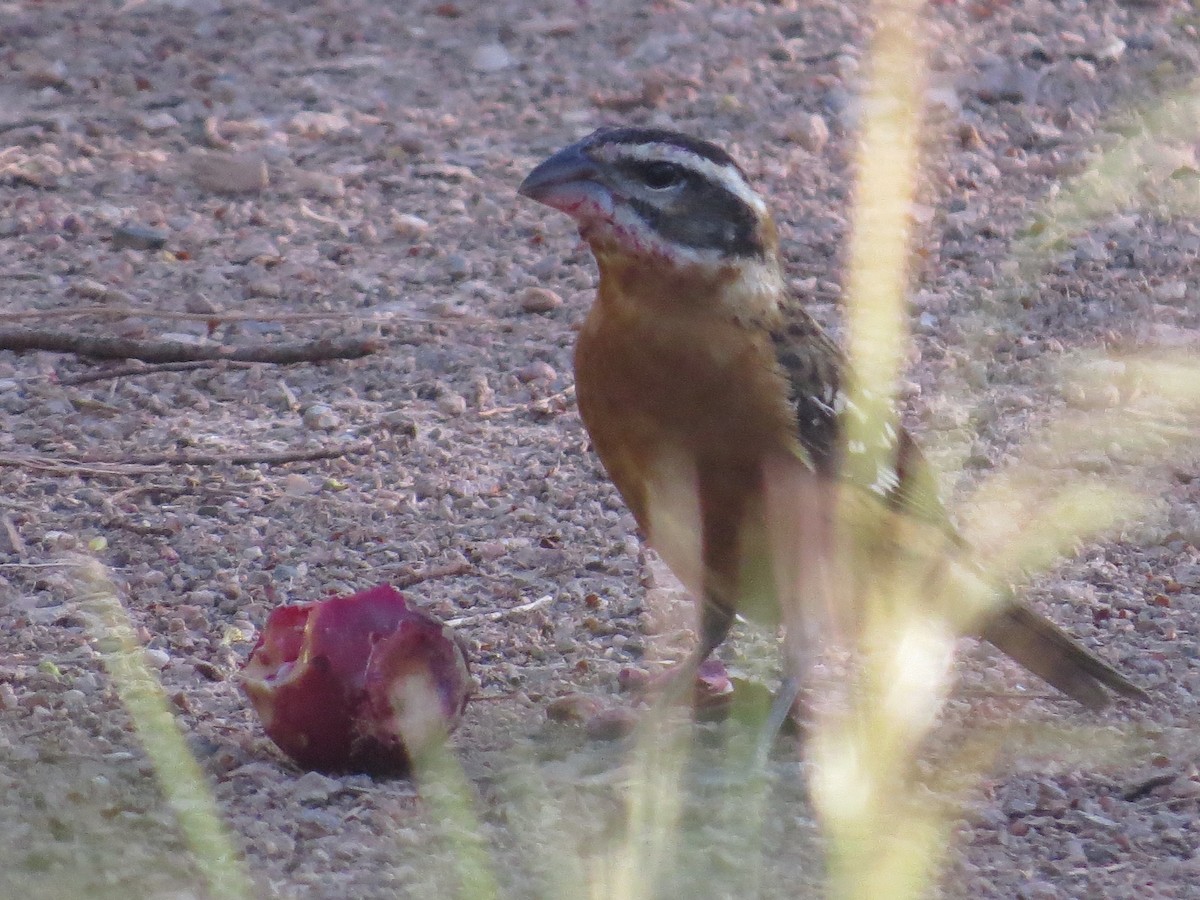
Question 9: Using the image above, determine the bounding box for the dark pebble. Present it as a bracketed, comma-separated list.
[111, 223, 168, 251]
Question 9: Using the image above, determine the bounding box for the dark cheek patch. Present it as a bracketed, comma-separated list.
[629, 184, 763, 257]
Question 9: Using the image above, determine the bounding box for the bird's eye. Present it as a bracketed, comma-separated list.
[640, 161, 686, 190]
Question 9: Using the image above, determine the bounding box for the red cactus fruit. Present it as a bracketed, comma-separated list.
[240, 584, 470, 775]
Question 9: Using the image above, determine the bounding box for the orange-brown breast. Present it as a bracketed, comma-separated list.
[573, 255, 800, 606]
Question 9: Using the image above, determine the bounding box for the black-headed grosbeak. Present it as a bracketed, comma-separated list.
[519, 126, 1147, 711]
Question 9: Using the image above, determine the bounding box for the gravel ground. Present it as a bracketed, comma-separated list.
[1, 0, 1199, 897]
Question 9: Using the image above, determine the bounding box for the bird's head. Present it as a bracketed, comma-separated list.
[518, 127, 780, 273]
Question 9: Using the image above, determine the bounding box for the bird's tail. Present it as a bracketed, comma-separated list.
[979, 603, 1149, 711]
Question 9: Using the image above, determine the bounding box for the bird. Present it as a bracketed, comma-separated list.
[517, 125, 1147, 714]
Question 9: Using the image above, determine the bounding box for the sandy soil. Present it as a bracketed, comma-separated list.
[1, 0, 1199, 897]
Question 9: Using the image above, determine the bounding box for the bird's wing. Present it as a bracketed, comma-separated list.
[767, 297, 960, 543]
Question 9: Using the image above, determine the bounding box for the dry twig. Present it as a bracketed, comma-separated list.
[375, 558, 475, 588]
[0, 328, 382, 364]
[446, 594, 554, 627]
[0, 441, 373, 476]
[0, 305, 476, 327]
[478, 385, 576, 418]
[58, 360, 255, 386]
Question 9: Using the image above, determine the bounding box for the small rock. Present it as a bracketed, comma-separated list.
[0, 682, 18, 711]
[1017, 881, 1059, 900]
[245, 278, 283, 298]
[545, 693, 603, 724]
[287, 111, 353, 137]
[191, 151, 269, 194]
[111, 223, 168, 251]
[1155, 280, 1187, 301]
[144, 648, 170, 669]
[974, 60, 1044, 104]
[229, 235, 280, 265]
[392, 213, 430, 239]
[61, 214, 86, 236]
[282, 473, 319, 496]
[787, 113, 830, 153]
[1074, 236, 1108, 263]
[472, 43, 514, 73]
[302, 404, 340, 431]
[185, 293, 220, 315]
[515, 361, 556, 383]
[291, 770, 340, 803]
[296, 170, 345, 200]
[1093, 38, 1126, 63]
[520, 17, 580, 37]
[71, 672, 100, 694]
[138, 111, 179, 134]
[958, 122, 986, 150]
[925, 85, 961, 116]
[72, 277, 117, 300]
[1064, 359, 1126, 409]
[436, 393, 467, 416]
[444, 254, 472, 279]
[617, 667, 652, 694]
[23, 58, 68, 89]
[585, 707, 639, 741]
[380, 411, 418, 436]
[519, 286, 563, 313]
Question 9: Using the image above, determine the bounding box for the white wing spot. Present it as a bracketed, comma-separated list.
[870, 464, 900, 496]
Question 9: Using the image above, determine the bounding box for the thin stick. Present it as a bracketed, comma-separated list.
[378, 558, 475, 588]
[0, 306, 479, 327]
[0, 513, 26, 557]
[0, 328, 382, 364]
[446, 594, 554, 627]
[478, 385, 576, 418]
[0, 441, 373, 475]
[121, 441, 375, 467]
[58, 360, 254, 386]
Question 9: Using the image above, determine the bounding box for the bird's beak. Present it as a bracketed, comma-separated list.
[518, 142, 614, 219]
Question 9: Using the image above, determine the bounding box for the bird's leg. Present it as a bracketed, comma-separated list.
[759, 460, 840, 753]
[640, 589, 735, 710]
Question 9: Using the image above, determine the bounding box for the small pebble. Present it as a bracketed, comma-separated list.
[515, 361, 556, 383]
[787, 113, 829, 152]
[472, 44, 514, 73]
[380, 411, 418, 435]
[185, 293, 220, 315]
[144, 648, 170, 669]
[138, 111, 179, 134]
[291, 770, 340, 803]
[296, 171, 346, 200]
[111, 223, 168, 251]
[436, 393, 467, 416]
[288, 111, 352, 137]
[191, 151, 269, 194]
[585, 707, 638, 741]
[519, 286, 564, 313]
[617, 666, 652, 694]
[392, 213, 430, 239]
[444, 254, 472, 279]
[302, 403, 341, 431]
[545, 693, 603, 724]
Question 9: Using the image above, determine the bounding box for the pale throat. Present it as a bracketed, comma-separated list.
[591, 238, 785, 328]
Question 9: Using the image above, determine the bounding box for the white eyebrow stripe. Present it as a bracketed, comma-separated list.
[600, 141, 768, 218]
